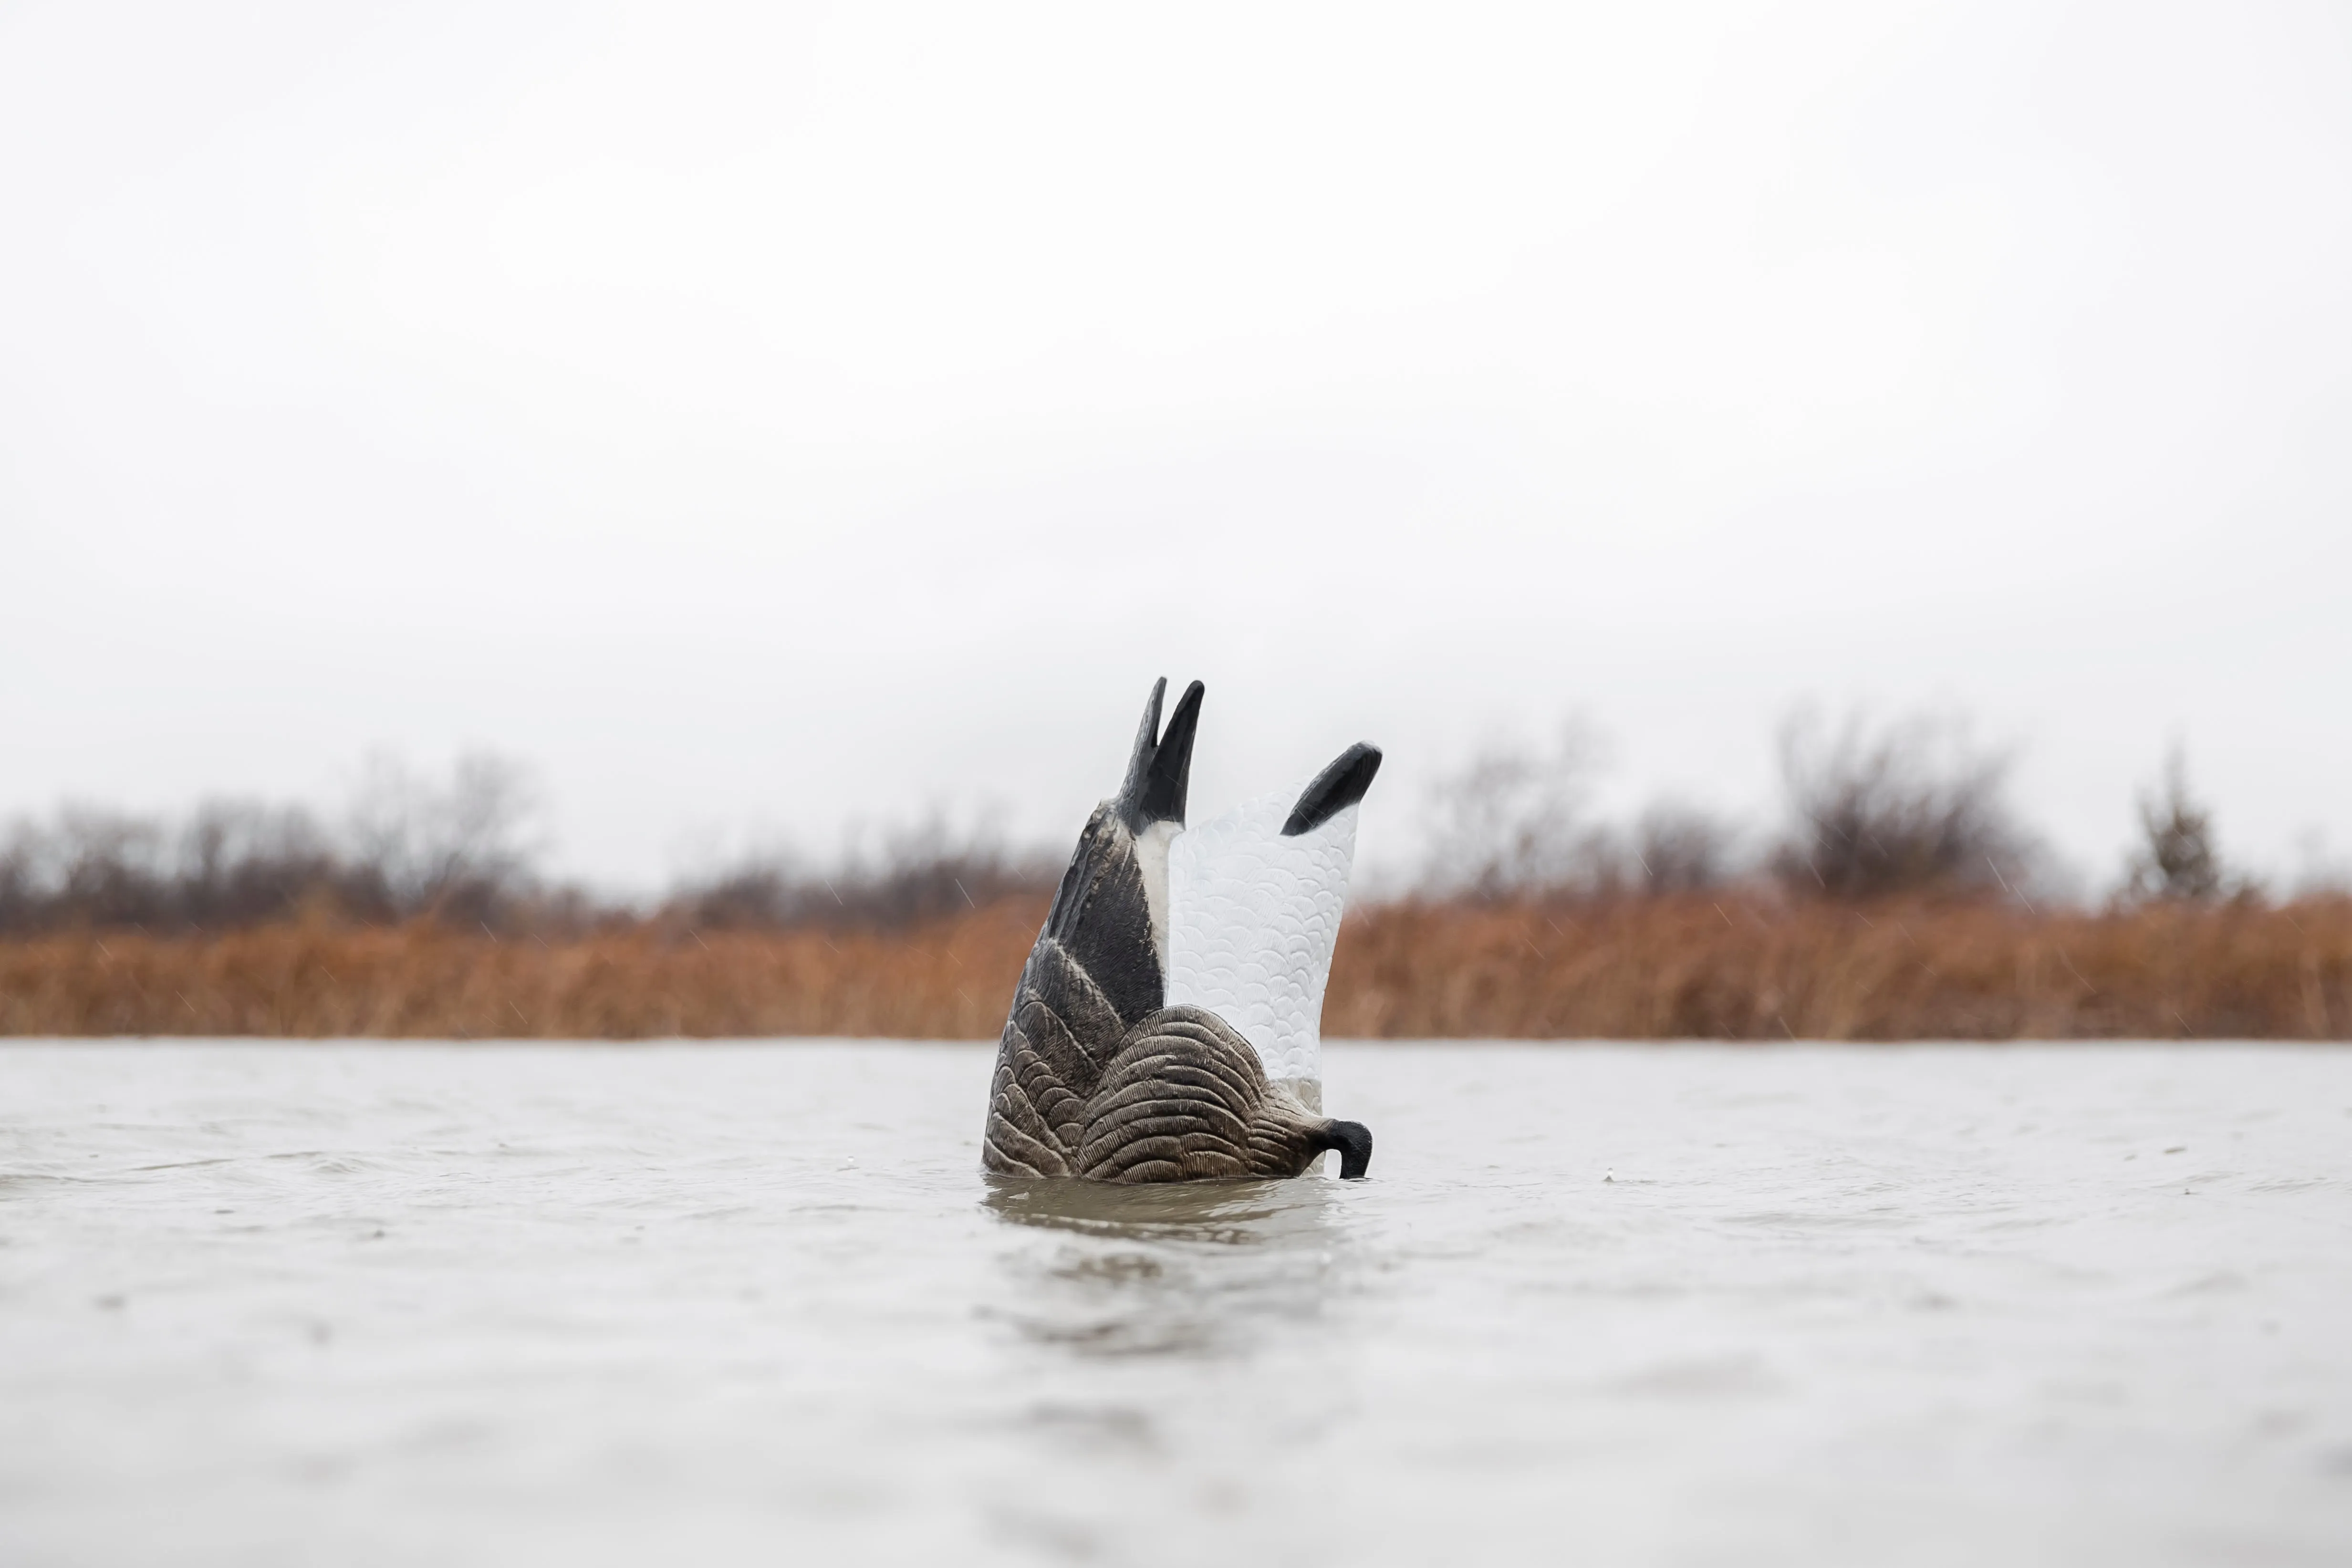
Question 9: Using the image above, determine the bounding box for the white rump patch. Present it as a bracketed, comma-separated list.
[1130, 818, 1178, 970]
[1164, 786, 1362, 1101]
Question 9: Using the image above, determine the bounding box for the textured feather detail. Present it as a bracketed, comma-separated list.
[1166, 786, 1363, 1092]
[1076, 1007, 1337, 1183]
[1038, 805, 1163, 1032]
[983, 798, 1157, 1175]
[981, 937, 1119, 1176]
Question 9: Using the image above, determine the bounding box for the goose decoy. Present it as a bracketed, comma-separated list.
[982, 678, 1379, 1182]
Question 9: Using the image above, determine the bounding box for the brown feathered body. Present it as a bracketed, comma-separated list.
[981, 803, 1340, 1181]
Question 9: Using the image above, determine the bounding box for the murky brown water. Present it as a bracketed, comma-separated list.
[3, 1041, 2349, 1566]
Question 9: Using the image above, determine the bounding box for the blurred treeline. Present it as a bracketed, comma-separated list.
[1409, 710, 2279, 908]
[5, 714, 2349, 1038]
[0, 711, 2312, 935]
[0, 753, 1059, 938]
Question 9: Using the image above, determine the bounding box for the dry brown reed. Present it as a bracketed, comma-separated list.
[5, 894, 2350, 1040]
[0, 903, 1046, 1040]
[1326, 895, 2352, 1040]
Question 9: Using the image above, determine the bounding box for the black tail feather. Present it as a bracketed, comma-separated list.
[1117, 678, 1204, 830]
[1283, 742, 1382, 836]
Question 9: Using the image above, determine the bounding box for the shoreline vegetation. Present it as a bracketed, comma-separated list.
[3, 894, 2347, 1040]
[7, 717, 2349, 1039]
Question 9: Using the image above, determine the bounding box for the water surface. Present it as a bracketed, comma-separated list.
[4, 1041, 2349, 1565]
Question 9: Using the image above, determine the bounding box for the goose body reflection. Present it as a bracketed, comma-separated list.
[983, 1173, 1354, 1361]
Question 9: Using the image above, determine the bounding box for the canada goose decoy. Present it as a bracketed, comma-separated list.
[982, 678, 1380, 1183]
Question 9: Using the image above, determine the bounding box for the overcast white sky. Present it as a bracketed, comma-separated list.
[4, 0, 2348, 893]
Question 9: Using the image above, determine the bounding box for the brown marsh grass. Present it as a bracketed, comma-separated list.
[0, 903, 1044, 1040]
[5, 893, 2351, 1040]
[1324, 895, 2352, 1040]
